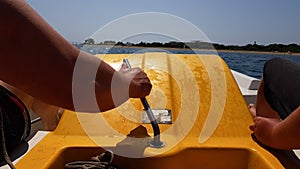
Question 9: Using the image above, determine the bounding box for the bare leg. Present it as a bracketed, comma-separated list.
[32, 100, 63, 131]
[0, 81, 62, 131]
[0, 81, 35, 108]
[251, 78, 280, 119]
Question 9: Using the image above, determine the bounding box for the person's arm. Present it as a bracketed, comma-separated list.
[0, 0, 151, 112]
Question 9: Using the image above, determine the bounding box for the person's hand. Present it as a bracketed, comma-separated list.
[249, 116, 281, 147]
[119, 63, 152, 98]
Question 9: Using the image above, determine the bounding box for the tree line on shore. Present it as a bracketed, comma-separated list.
[77, 38, 300, 53]
[213, 42, 300, 53]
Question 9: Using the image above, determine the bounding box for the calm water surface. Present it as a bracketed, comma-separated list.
[80, 45, 300, 79]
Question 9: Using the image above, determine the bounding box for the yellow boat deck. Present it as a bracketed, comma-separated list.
[16, 53, 286, 168]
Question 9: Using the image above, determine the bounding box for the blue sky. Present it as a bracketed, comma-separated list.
[26, 0, 300, 45]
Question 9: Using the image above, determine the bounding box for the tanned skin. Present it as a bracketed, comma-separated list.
[249, 79, 300, 149]
[0, 0, 152, 112]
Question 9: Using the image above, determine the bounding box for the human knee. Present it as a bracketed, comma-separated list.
[264, 57, 284, 72]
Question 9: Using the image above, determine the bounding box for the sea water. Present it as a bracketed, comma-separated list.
[80, 45, 300, 79]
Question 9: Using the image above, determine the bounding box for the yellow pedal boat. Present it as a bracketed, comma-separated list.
[12, 53, 296, 168]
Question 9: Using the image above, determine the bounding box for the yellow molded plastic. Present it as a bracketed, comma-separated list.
[16, 53, 284, 169]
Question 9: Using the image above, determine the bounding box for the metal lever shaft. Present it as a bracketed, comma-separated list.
[123, 59, 164, 148]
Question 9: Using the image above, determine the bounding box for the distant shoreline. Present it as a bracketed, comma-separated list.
[80, 44, 300, 56]
[215, 49, 300, 56]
